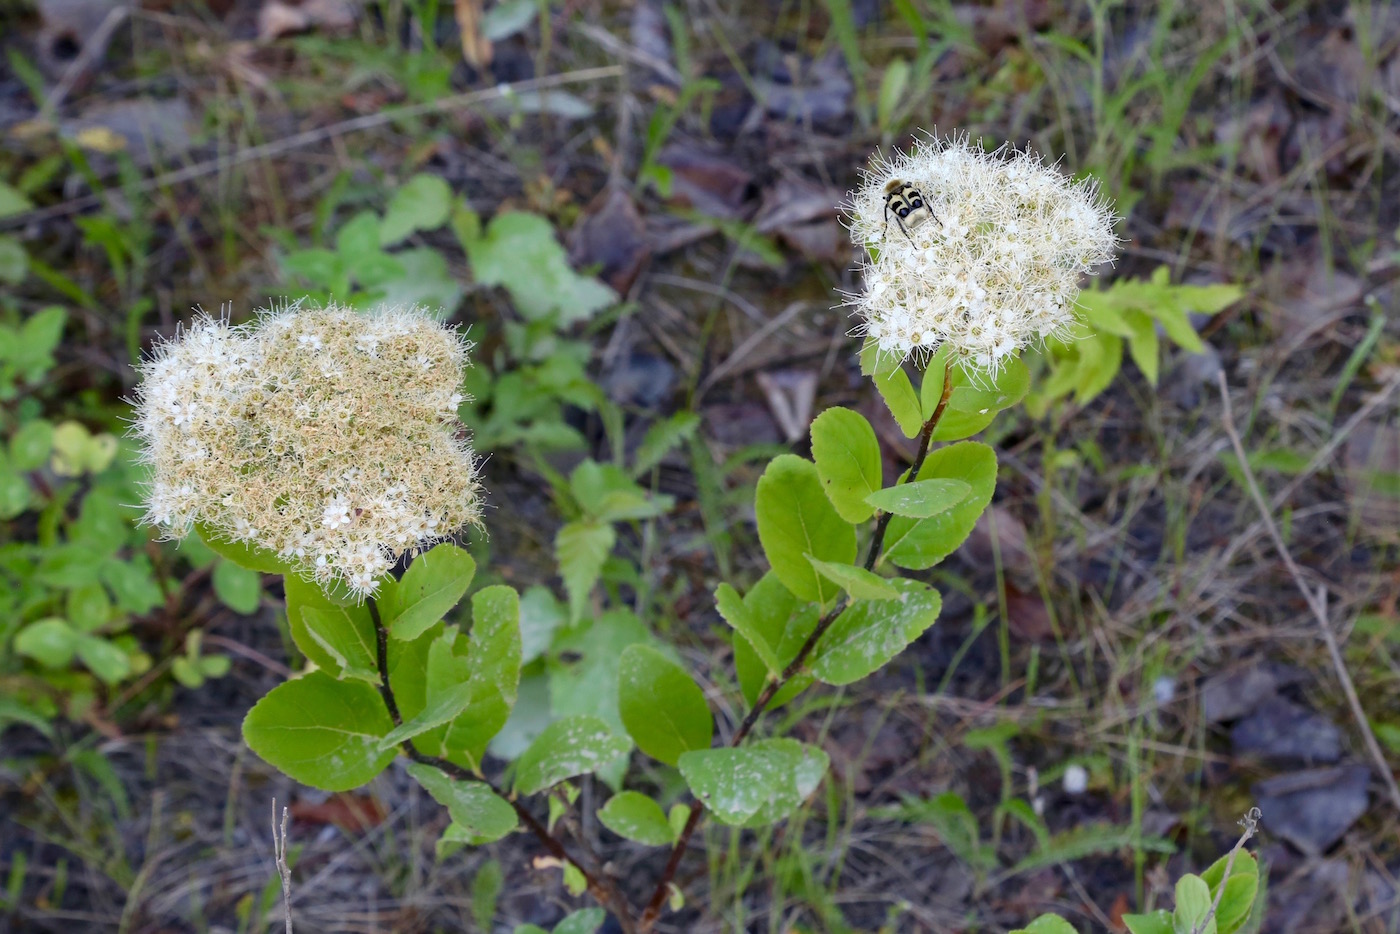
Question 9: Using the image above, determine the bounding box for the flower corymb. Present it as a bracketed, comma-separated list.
[846, 134, 1118, 371]
[133, 303, 482, 596]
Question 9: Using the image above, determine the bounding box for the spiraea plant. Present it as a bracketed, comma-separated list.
[132, 137, 1256, 932]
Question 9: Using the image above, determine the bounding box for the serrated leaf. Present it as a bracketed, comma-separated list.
[632, 412, 700, 478]
[570, 460, 672, 522]
[805, 556, 902, 601]
[617, 645, 713, 766]
[242, 672, 397, 791]
[513, 715, 632, 795]
[380, 543, 476, 641]
[677, 738, 828, 827]
[556, 520, 615, 624]
[810, 407, 882, 523]
[755, 455, 857, 605]
[864, 478, 970, 518]
[406, 761, 516, 841]
[809, 579, 940, 684]
[597, 791, 675, 845]
[882, 442, 997, 570]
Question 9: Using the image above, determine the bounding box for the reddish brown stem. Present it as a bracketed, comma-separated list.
[638, 362, 955, 930]
[366, 598, 637, 934]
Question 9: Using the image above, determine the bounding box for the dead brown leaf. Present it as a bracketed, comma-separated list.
[569, 186, 650, 295]
[289, 793, 386, 833]
[454, 0, 493, 70]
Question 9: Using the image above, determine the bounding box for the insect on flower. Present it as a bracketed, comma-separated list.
[882, 178, 934, 242]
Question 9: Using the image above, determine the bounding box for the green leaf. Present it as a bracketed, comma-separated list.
[0, 470, 30, 519]
[518, 585, 565, 664]
[1011, 916, 1081, 934]
[810, 579, 941, 684]
[1172, 874, 1215, 934]
[715, 582, 781, 675]
[404, 761, 517, 842]
[195, 522, 293, 574]
[212, 560, 262, 615]
[471, 860, 503, 929]
[379, 173, 453, 246]
[1124, 307, 1161, 385]
[677, 738, 828, 827]
[10, 418, 53, 470]
[554, 909, 606, 934]
[465, 211, 617, 324]
[1122, 912, 1174, 934]
[75, 635, 131, 685]
[810, 407, 882, 523]
[731, 573, 818, 710]
[547, 609, 652, 733]
[1201, 850, 1259, 934]
[380, 543, 476, 640]
[868, 348, 923, 438]
[755, 455, 857, 605]
[285, 575, 379, 681]
[632, 412, 700, 478]
[597, 791, 675, 845]
[617, 644, 713, 766]
[513, 715, 632, 795]
[65, 581, 112, 632]
[882, 442, 997, 570]
[805, 556, 901, 601]
[570, 460, 673, 522]
[15, 618, 77, 668]
[0, 182, 33, 218]
[864, 478, 971, 518]
[556, 520, 615, 623]
[415, 585, 522, 766]
[242, 672, 397, 791]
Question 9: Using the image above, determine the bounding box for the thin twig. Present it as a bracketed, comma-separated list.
[364, 599, 638, 933]
[638, 362, 955, 930]
[1193, 807, 1261, 934]
[0, 66, 624, 231]
[1216, 372, 1400, 814]
[271, 798, 293, 934]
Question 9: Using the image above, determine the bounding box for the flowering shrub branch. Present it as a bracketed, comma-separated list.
[124, 136, 1257, 932]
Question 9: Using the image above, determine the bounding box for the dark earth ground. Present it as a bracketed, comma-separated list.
[4, 0, 1400, 931]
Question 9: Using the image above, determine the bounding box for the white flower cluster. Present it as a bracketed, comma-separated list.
[133, 303, 482, 597]
[846, 134, 1118, 371]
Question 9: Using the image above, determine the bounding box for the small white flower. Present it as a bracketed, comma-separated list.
[844, 133, 1118, 373]
[1063, 764, 1089, 795]
[322, 495, 353, 530]
[1153, 676, 1176, 705]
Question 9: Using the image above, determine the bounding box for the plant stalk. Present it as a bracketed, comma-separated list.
[638, 361, 955, 930]
[366, 598, 638, 934]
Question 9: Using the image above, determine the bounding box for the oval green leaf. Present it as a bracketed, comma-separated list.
[864, 478, 971, 518]
[285, 574, 378, 681]
[882, 442, 997, 570]
[809, 580, 941, 685]
[196, 522, 293, 574]
[677, 738, 829, 827]
[405, 761, 517, 842]
[755, 455, 856, 605]
[804, 556, 902, 601]
[810, 407, 882, 523]
[731, 573, 818, 710]
[380, 543, 476, 641]
[242, 671, 397, 791]
[617, 644, 713, 766]
[513, 715, 631, 795]
[597, 791, 676, 845]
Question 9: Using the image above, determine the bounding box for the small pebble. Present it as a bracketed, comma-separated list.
[1063, 764, 1089, 795]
